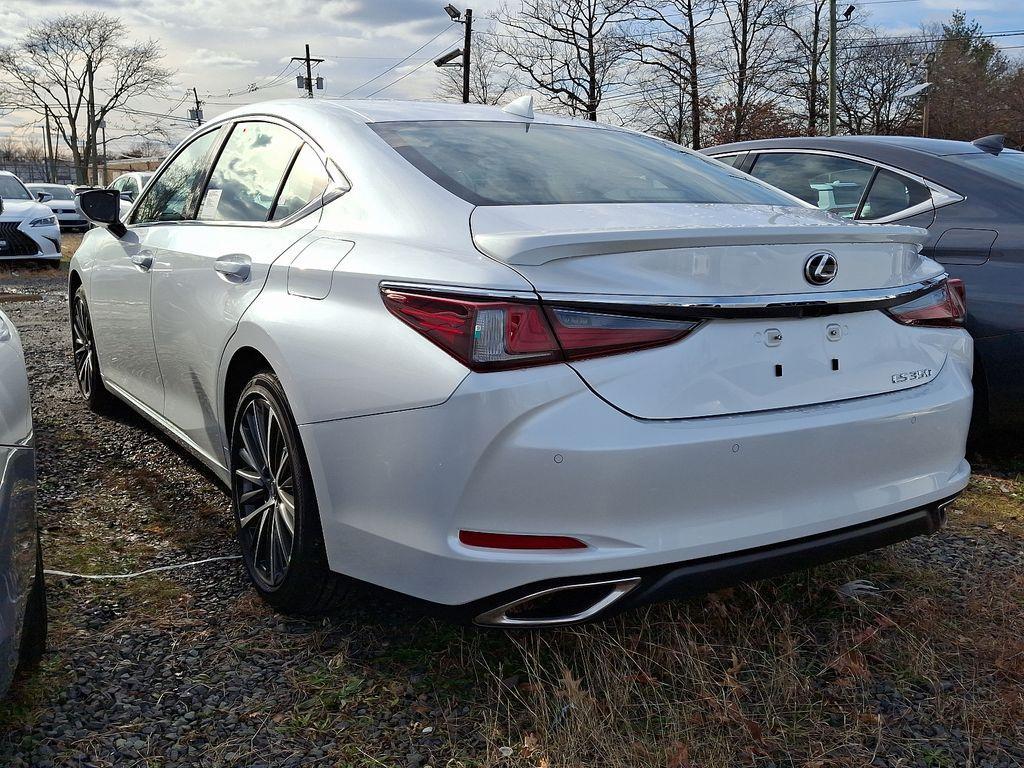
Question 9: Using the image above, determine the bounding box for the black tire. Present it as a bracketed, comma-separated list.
[230, 372, 349, 614]
[71, 286, 117, 413]
[18, 533, 47, 670]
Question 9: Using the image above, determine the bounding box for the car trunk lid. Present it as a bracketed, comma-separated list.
[470, 203, 950, 419]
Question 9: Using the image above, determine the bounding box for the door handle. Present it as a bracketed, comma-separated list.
[214, 254, 252, 282]
[130, 251, 153, 270]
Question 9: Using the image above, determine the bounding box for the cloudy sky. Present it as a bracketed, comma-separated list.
[0, 0, 1019, 151]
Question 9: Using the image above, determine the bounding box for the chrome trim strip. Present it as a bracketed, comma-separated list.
[718, 147, 966, 223]
[381, 275, 946, 318]
[474, 577, 641, 627]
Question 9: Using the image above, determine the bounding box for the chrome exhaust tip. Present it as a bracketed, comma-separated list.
[474, 577, 641, 627]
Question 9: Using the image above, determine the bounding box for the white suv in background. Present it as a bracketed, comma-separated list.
[0, 172, 61, 260]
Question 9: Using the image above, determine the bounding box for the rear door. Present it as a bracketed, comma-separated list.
[149, 120, 330, 460]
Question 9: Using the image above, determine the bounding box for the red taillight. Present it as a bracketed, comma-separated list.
[459, 530, 587, 550]
[545, 306, 699, 361]
[886, 279, 967, 327]
[382, 288, 700, 371]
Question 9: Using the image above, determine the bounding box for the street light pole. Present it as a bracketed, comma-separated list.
[828, 0, 837, 136]
[461, 8, 473, 104]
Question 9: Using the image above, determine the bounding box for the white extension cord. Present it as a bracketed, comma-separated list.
[43, 555, 242, 580]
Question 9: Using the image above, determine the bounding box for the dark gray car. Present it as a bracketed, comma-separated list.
[703, 136, 1024, 433]
[0, 308, 46, 697]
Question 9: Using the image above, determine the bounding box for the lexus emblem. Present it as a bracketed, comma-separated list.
[804, 252, 838, 286]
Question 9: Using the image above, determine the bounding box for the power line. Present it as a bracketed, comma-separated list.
[337, 26, 458, 98]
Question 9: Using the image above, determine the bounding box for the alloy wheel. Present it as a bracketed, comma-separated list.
[71, 296, 94, 399]
[233, 394, 296, 589]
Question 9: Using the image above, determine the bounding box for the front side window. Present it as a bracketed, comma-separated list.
[749, 152, 874, 217]
[370, 121, 793, 206]
[132, 128, 223, 224]
[122, 177, 140, 197]
[0, 176, 31, 200]
[198, 122, 302, 222]
[714, 153, 746, 169]
[271, 145, 330, 220]
[858, 168, 931, 221]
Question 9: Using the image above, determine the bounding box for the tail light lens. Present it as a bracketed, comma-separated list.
[886, 279, 966, 327]
[381, 288, 700, 371]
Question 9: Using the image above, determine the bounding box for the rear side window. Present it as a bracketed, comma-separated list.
[370, 121, 793, 207]
[271, 145, 329, 220]
[133, 128, 223, 224]
[199, 122, 302, 222]
[858, 168, 932, 221]
[749, 152, 873, 216]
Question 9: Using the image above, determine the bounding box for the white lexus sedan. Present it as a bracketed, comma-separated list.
[0, 172, 61, 260]
[68, 99, 972, 627]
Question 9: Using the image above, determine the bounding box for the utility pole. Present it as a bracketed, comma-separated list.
[192, 88, 204, 126]
[828, 0, 837, 136]
[292, 44, 325, 98]
[921, 53, 934, 138]
[461, 8, 472, 104]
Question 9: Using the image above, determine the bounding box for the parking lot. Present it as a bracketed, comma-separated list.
[0, 251, 1019, 767]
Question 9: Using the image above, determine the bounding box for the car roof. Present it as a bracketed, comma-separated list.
[705, 135, 990, 158]
[215, 97, 600, 129]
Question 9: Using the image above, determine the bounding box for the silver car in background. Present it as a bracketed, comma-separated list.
[0, 309, 46, 696]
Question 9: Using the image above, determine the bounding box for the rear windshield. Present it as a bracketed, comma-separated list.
[949, 149, 1024, 186]
[370, 120, 795, 207]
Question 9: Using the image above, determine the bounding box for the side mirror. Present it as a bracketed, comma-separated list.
[36, 192, 54, 203]
[119, 191, 134, 202]
[78, 189, 127, 237]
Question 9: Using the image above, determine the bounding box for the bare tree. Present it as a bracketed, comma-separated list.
[835, 32, 922, 135]
[494, 0, 635, 120]
[626, 0, 718, 147]
[719, 0, 787, 142]
[775, 0, 830, 135]
[0, 12, 172, 183]
[436, 36, 520, 105]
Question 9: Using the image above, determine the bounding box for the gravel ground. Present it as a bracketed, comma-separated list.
[0, 263, 1021, 768]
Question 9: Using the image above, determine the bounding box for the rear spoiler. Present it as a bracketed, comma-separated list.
[474, 224, 929, 266]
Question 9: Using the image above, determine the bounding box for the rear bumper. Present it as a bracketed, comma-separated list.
[301, 340, 972, 609]
[459, 494, 955, 626]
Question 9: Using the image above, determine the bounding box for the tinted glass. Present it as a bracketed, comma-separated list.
[0, 176, 31, 200]
[199, 122, 302, 222]
[123, 177, 140, 196]
[133, 128, 222, 224]
[858, 168, 931, 221]
[272, 145, 329, 220]
[370, 121, 792, 206]
[750, 152, 874, 217]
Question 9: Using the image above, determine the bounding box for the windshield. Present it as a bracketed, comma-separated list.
[949, 149, 1024, 186]
[30, 185, 74, 200]
[370, 121, 795, 207]
[0, 176, 32, 200]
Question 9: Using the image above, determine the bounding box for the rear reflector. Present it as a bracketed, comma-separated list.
[886, 279, 966, 327]
[459, 530, 587, 550]
[382, 287, 700, 371]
